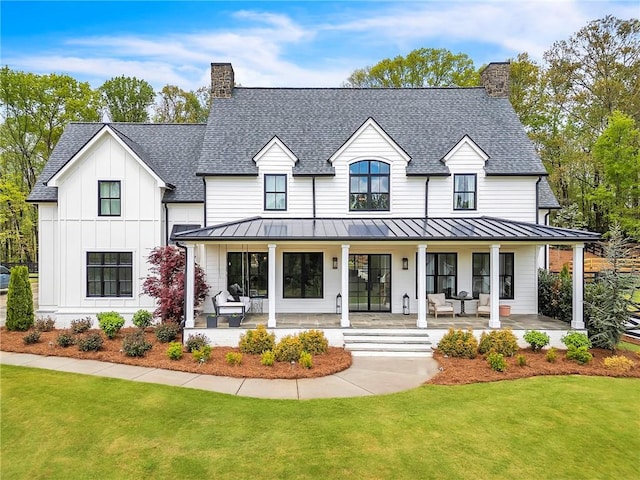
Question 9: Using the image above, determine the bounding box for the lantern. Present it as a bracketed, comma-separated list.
[402, 293, 410, 315]
[336, 293, 342, 314]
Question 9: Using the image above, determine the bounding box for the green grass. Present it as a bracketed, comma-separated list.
[618, 341, 640, 352]
[2, 366, 638, 479]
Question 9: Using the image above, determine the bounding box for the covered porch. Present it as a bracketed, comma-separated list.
[174, 216, 601, 337]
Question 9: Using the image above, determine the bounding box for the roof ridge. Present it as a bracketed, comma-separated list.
[234, 86, 486, 91]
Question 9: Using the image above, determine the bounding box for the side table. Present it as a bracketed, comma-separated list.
[452, 295, 474, 317]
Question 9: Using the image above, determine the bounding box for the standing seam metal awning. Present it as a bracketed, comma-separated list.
[171, 216, 601, 243]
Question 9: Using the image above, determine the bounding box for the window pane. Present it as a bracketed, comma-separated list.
[111, 199, 121, 215]
[275, 193, 286, 210]
[349, 163, 359, 174]
[379, 162, 390, 174]
[100, 182, 111, 197]
[370, 161, 380, 174]
[275, 175, 285, 191]
[111, 182, 120, 197]
[88, 253, 102, 265]
[426, 254, 435, 275]
[265, 175, 275, 191]
[265, 194, 275, 210]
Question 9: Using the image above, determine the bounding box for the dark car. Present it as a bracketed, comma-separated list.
[0, 265, 10, 291]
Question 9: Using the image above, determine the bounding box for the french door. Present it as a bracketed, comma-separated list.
[349, 254, 391, 312]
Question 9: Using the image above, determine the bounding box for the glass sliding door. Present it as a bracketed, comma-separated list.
[349, 254, 391, 312]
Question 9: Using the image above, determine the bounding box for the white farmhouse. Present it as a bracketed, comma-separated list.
[29, 62, 599, 351]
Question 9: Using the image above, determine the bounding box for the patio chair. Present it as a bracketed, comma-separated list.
[427, 293, 455, 318]
[476, 293, 491, 317]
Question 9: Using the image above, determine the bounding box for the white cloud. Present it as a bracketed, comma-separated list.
[4, 1, 635, 90]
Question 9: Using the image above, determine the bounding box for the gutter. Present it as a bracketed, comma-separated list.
[424, 177, 430, 218]
[535, 176, 542, 224]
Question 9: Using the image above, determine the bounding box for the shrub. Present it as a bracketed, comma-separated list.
[437, 328, 478, 359]
[141, 245, 209, 322]
[517, 354, 527, 367]
[561, 331, 591, 350]
[132, 309, 154, 329]
[298, 329, 329, 354]
[70, 317, 92, 334]
[34, 316, 56, 332]
[121, 331, 153, 357]
[56, 331, 75, 348]
[5, 266, 34, 331]
[523, 330, 550, 352]
[487, 351, 507, 372]
[261, 350, 275, 366]
[566, 345, 593, 365]
[239, 324, 275, 354]
[274, 334, 303, 362]
[546, 347, 558, 363]
[226, 352, 243, 366]
[166, 342, 184, 360]
[23, 330, 41, 345]
[192, 345, 212, 363]
[603, 355, 635, 372]
[155, 322, 180, 343]
[299, 351, 313, 369]
[185, 333, 210, 353]
[77, 332, 104, 352]
[478, 329, 518, 357]
[538, 267, 572, 323]
[97, 311, 125, 339]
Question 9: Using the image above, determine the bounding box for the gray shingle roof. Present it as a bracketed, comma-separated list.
[173, 216, 600, 242]
[197, 87, 548, 177]
[28, 123, 206, 203]
[538, 177, 561, 209]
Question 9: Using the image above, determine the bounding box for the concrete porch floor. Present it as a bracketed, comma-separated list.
[195, 312, 569, 331]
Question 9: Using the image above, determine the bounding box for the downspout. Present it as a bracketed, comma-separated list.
[202, 177, 207, 228]
[312, 176, 316, 218]
[424, 177, 430, 218]
[544, 212, 551, 270]
[164, 203, 169, 246]
[535, 176, 542, 224]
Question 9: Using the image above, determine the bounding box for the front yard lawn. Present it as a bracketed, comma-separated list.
[2, 365, 638, 479]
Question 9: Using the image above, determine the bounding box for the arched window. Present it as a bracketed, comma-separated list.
[349, 160, 390, 211]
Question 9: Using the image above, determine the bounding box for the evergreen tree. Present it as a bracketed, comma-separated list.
[5, 266, 34, 331]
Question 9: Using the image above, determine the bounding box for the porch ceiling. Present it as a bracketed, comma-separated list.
[172, 216, 600, 243]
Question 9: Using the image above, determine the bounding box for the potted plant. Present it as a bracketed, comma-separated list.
[206, 314, 218, 328]
[228, 314, 242, 327]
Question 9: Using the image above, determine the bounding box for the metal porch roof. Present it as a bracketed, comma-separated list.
[172, 217, 600, 243]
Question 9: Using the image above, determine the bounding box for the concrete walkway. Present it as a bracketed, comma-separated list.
[0, 351, 440, 400]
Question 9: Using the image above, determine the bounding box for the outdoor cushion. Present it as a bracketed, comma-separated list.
[479, 293, 490, 306]
[428, 293, 446, 307]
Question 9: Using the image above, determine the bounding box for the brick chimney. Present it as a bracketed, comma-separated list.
[211, 63, 234, 98]
[480, 62, 510, 97]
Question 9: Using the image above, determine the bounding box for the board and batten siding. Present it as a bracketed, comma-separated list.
[43, 134, 163, 322]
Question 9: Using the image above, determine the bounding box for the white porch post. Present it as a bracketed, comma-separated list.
[417, 244, 427, 328]
[184, 244, 195, 328]
[572, 243, 585, 329]
[341, 244, 350, 327]
[268, 243, 277, 328]
[489, 244, 501, 328]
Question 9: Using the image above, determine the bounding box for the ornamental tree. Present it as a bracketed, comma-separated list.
[142, 246, 209, 324]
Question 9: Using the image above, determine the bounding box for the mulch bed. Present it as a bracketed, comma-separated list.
[0, 327, 352, 379]
[429, 346, 640, 385]
[2, 327, 640, 384]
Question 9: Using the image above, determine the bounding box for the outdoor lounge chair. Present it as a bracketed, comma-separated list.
[427, 293, 455, 318]
[476, 293, 491, 317]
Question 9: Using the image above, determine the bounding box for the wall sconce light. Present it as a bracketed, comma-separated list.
[402, 257, 409, 270]
[336, 293, 342, 314]
[402, 293, 410, 315]
[332, 257, 338, 269]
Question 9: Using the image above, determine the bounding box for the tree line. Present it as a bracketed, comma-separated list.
[1, 15, 638, 265]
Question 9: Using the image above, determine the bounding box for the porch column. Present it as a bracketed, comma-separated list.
[268, 243, 277, 328]
[341, 244, 350, 327]
[489, 244, 501, 328]
[417, 244, 427, 328]
[572, 243, 585, 329]
[184, 244, 195, 328]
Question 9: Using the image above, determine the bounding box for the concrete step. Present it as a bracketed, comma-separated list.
[343, 329, 432, 357]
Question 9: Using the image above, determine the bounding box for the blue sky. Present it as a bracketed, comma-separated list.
[1, 1, 637, 90]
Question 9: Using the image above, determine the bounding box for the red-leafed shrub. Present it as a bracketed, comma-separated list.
[142, 246, 209, 323]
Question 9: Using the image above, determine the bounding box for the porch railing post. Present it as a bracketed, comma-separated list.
[572, 243, 585, 329]
[268, 243, 277, 328]
[341, 244, 350, 327]
[489, 244, 501, 328]
[417, 244, 427, 328]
